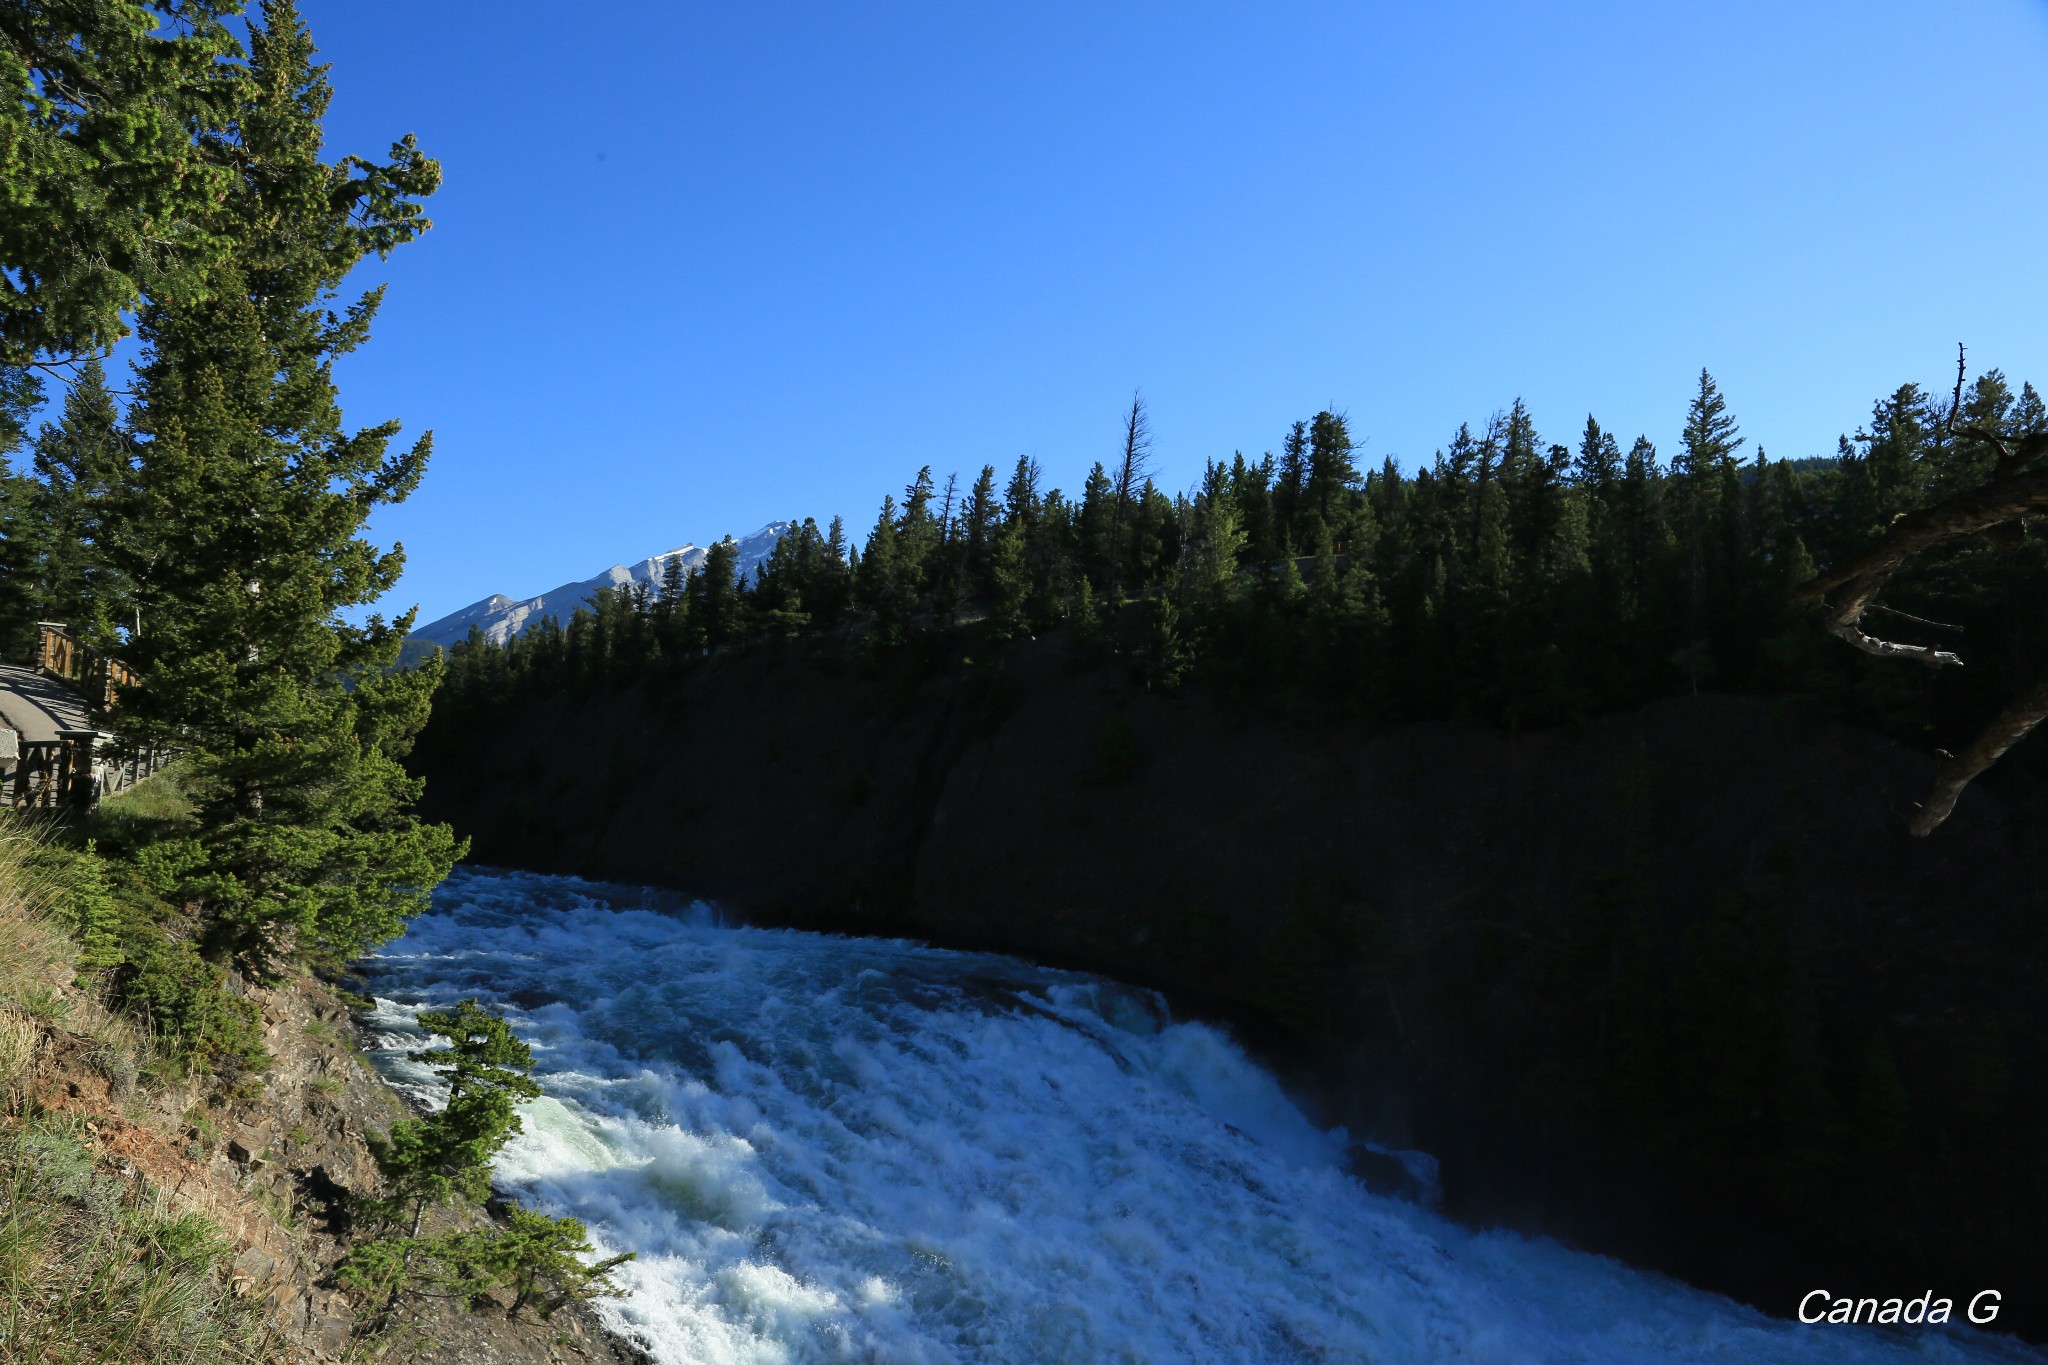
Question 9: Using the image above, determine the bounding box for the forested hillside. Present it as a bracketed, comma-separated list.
[433, 372, 2048, 809]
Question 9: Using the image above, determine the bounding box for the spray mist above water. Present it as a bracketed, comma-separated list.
[360, 868, 2036, 1365]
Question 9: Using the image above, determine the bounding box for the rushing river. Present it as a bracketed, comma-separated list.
[360, 867, 2035, 1364]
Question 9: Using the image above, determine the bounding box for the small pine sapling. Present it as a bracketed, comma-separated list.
[478, 1207, 635, 1321]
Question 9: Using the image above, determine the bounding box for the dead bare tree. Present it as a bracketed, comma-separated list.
[1107, 391, 1153, 599]
[1796, 345, 2048, 834]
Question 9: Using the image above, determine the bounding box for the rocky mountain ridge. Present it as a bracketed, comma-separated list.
[409, 522, 790, 650]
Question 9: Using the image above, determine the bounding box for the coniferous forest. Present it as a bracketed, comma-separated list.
[436, 373, 2048, 812]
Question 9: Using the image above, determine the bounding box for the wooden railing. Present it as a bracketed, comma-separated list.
[35, 621, 137, 710]
[2, 728, 170, 811]
[7, 733, 84, 811]
[4, 624, 166, 811]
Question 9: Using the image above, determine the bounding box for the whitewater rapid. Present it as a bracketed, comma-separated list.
[359, 867, 2034, 1365]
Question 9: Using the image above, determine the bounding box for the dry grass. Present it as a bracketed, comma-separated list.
[0, 822, 75, 1011]
[0, 1007, 37, 1096]
[0, 820, 150, 1086]
[78, 1002, 152, 1099]
[0, 1114, 280, 1363]
[0, 823, 276, 1360]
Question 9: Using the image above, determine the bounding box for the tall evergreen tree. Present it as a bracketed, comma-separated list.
[1274, 420, 1309, 549]
[1077, 462, 1114, 590]
[858, 494, 906, 625]
[1, 0, 249, 432]
[1189, 460, 1246, 605]
[109, 0, 458, 971]
[1574, 415, 1620, 491]
[1674, 370, 1743, 626]
[687, 537, 740, 645]
[1004, 455, 1042, 529]
[962, 463, 999, 593]
[27, 358, 132, 643]
[1305, 410, 1358, 533]
[898, 466, 938, 593]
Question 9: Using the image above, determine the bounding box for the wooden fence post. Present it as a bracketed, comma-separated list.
[56, 728, 99, 812]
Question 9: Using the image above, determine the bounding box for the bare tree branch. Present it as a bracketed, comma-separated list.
[1796, 357, 2048, 833]
[1866, 603, 1964, 634]
[1910, 679, 2048, 836]
[1795, 465, 2048, 667]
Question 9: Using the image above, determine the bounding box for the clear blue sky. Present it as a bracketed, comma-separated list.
[294, 0, 2048, 625]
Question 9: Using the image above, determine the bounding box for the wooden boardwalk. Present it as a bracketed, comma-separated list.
[0, 662, 94, 743]
[1, 632, 168, 810]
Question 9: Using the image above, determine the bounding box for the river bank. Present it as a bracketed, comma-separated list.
[411, 630, 2048, 1340]
[12, 951, 647, 1362]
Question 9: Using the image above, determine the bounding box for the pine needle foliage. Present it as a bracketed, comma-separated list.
[360, 999, 543, 1240]
[342, 999, 633, 1338]
[105, 0, 462, 975]
[0, 1, 248, 372]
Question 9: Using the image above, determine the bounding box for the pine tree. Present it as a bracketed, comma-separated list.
[1274, 420, 1309, 549]
[1229, 452, 1278, 567]
[1, 1, 248, 389]
[687, 537, 740, 646]
[1679, 370, 1744, 480]
[361, 999, 544, 1239]
[27, 358, 132, 645]
[654, 551, 689, 654]
[898, 467, 938, 594]
[1498, 398, 1546, 564]
[986, 521, 1031, 640]
[859, 495, 899, 603]
[1137, 594, 1191, 690]
[1077, 462, 1114, 591]
[1004, 455, 1042, 529]
[1574, 414, 1621, 492]
[1305, 410, 1359, 531]
[817, 514, 852, 620]
[962, 464, 999, 594]
[108, 0, 459, 972]
[1189, 461, 1247, 605]
[0, 464, 43, 654]
[1675, 370, 1743, 626]
[341, 999, 614, 1336]
[471, 1206, 635, 1321]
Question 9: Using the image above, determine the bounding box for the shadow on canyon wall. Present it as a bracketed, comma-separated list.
[411, 633, 2047, 1339]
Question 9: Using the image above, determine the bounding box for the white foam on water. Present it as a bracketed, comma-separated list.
[360, 867, 2039, 1365]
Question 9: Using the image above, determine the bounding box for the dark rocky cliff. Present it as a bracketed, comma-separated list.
[412, 635, 2048, 1338]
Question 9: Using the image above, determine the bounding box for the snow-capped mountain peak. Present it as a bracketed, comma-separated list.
[409, 522, 790, 650]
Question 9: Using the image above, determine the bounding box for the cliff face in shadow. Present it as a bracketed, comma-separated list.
[412, 635, 2048, 1337]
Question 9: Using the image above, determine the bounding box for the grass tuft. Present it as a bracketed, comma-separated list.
[0, 1007, 38, 1095]
[0, 823, 77, 1010]
[0, 1113, 279, 1362]
[14, 981, 71, 1023]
